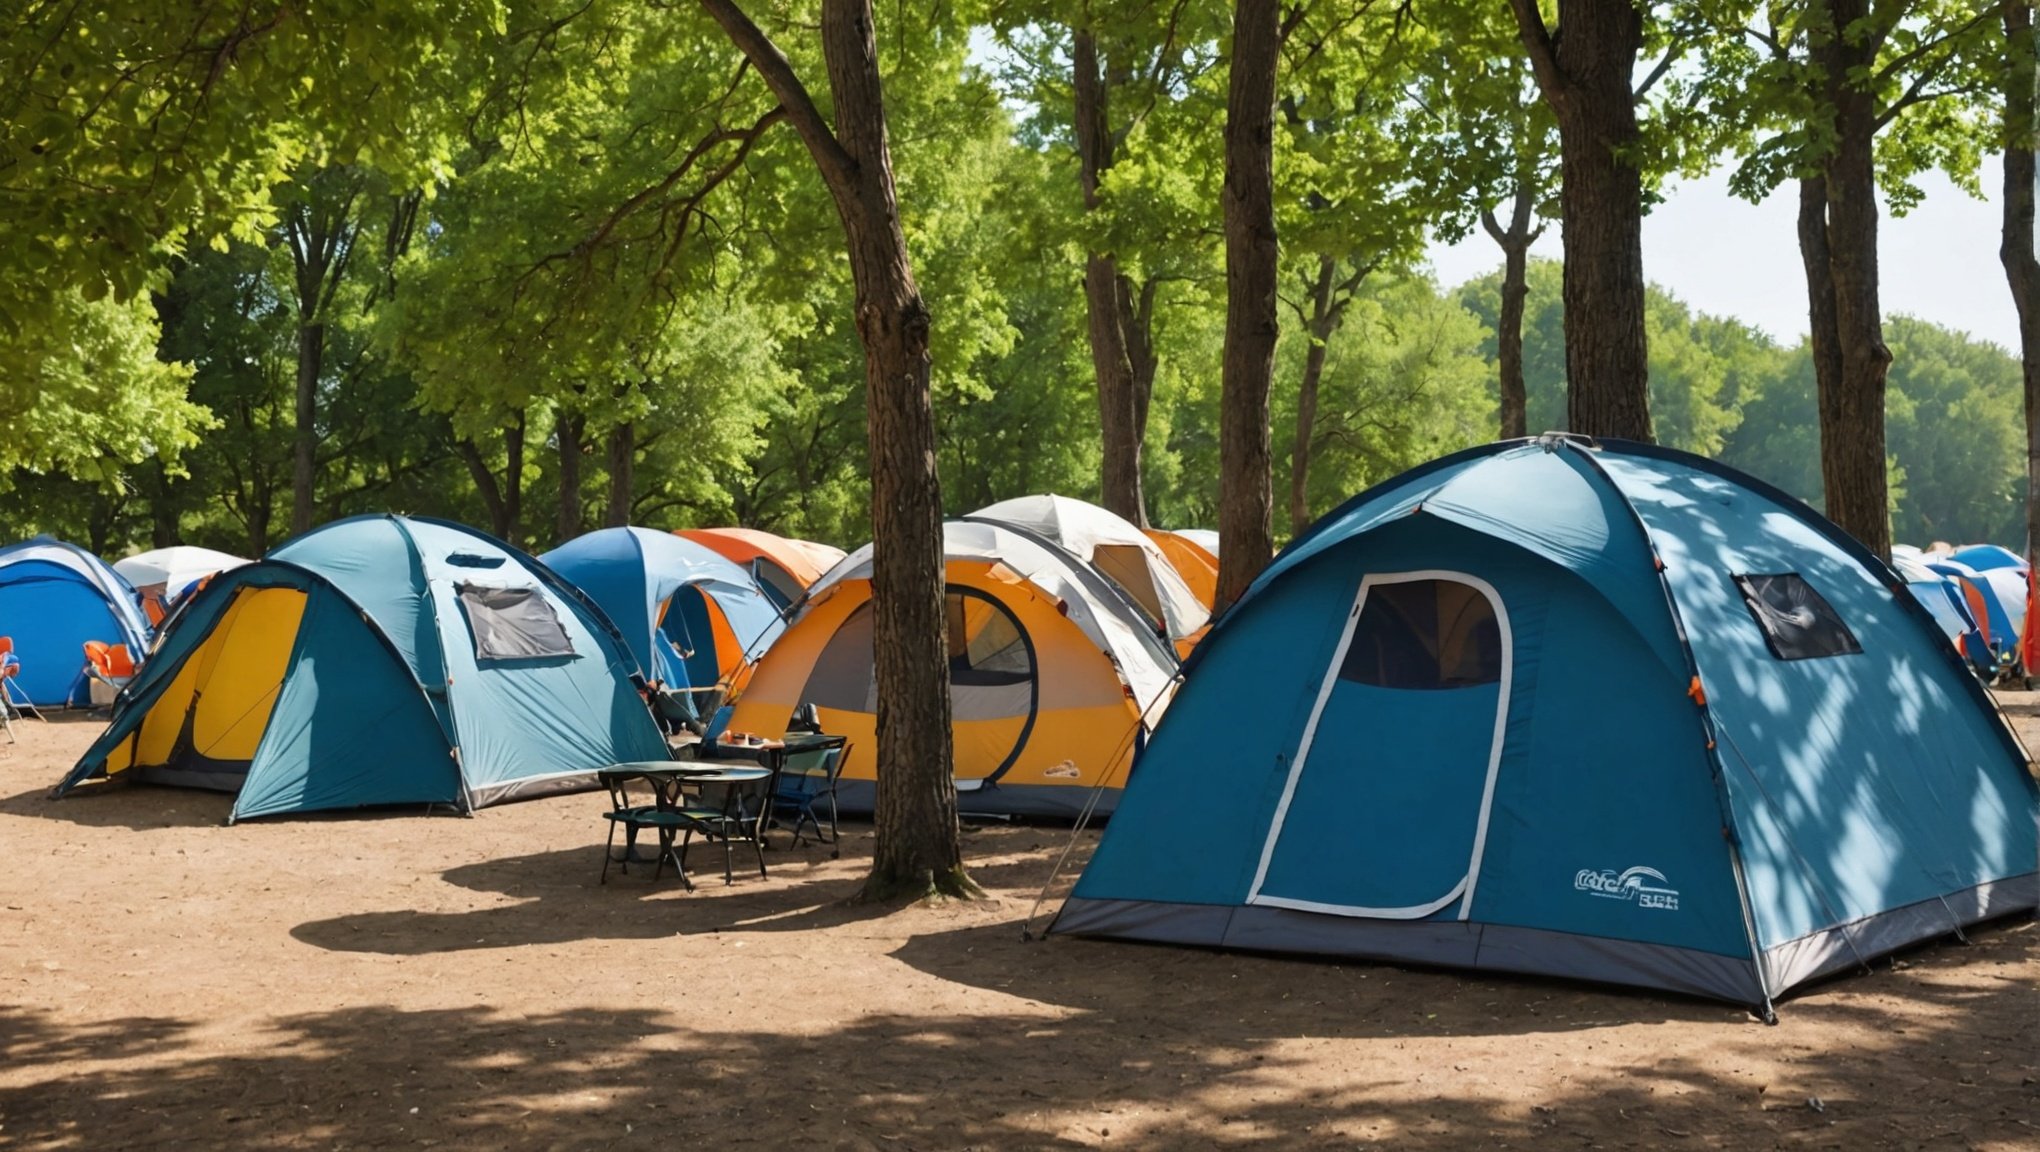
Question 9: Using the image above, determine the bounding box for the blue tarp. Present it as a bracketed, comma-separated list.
[1058, 438, 2038, 1010]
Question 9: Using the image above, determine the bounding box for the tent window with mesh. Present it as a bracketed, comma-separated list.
[1339, 579, 1503, 690]
[1734, 573, 1861, 660]
[458, 584, 576, 660]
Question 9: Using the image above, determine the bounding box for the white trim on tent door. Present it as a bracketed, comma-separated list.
[1245, 568, 1514, 921]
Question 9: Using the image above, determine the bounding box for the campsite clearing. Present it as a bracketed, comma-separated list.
[2, 708, 2033, 1150]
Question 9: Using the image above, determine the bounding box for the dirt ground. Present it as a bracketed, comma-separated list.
[2, 700, 2034, 1151]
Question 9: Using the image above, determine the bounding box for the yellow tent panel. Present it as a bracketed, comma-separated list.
[110, 587, 305, 773]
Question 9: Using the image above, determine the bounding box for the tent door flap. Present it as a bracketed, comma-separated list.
[1247, 570, 1513, 921]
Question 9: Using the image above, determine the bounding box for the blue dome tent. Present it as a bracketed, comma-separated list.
[55, 516, 666, 821]
[0, 536, 150, 707]
[1055, 437, 2038, 1014]
[542, 527, 787, 706]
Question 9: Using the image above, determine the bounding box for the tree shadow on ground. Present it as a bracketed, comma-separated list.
[2, 780, 236, 830]
[289, 825, 1091, 956]
[4, 922, 2033, 1151]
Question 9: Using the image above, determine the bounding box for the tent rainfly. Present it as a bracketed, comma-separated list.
[56, 515, 666, 821]
[1056, 437, 2038, 1014]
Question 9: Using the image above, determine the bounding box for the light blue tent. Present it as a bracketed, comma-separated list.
[1056, 437, 2038, 1013]
[1928, 560, 2018, 664]
[541, 527, 786, 698]
[1952, 543, 2024, 573]
[0, 536, 150, 707]
[1891, 552, 1993, 677]
[55, 515, 666, 821]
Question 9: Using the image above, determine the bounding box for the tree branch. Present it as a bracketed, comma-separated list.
[1870, 5, 1997, 91]
[697, 0, 855, 186]
[1507, 0, 1565, 103]
[1633, 41, 1681, 102]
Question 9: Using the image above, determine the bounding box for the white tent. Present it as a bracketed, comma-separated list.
[114, 546, 249, 610]
[968, 494, 1210, 650]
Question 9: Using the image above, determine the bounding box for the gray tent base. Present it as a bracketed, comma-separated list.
[1054, 871, 2036, 1010]
[831, 779, 1119, 821]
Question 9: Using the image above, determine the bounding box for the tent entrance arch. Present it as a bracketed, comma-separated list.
[798, 586, 1040, 788]
[1249, 570, 1513, 920]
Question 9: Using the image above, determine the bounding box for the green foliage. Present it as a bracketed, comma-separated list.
[0, 1, 505, 328]
[0, 2, 2025, 563]
[0, 289, 208, 487]
[1882, 318, 2026, 544]
[1456, 259, 1772, 455]
[1275, 275, 1495, 530]
[1702, 1, 2000, 210]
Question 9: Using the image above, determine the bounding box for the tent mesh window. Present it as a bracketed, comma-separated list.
[945, 590, 1034, 721]
[457, 583, 576, 660]
[805, 602, 877, 712]
[1339, 579, 1502, 690]
[800, 590, 1035, 720]
[1734, 573, 1862, 660]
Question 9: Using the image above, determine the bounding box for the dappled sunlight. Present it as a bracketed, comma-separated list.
[3, 920, 2032, 1151]
[1, 677, 2033, 1151]
[1595, 451, 2037, 957]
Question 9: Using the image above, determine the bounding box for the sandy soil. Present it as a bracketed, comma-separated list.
[1, 700, 2034, 1151]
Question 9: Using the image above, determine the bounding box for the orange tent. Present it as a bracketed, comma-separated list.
[674, 528, 846, 608]
[1143, 528, 1218, 612]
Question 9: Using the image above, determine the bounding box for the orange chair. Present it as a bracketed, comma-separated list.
[82, 640, 136, 702]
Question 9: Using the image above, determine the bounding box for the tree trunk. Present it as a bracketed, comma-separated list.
[2003, 1, 2040, 560]
[1797, 174, 1852, 532]
[1217, 0, 1281, 611]
[457, 412, 526, 546]
[281, 173, 362, 539]
[1483, 186, 1542, 440]
[700, 0, 970, 900]
[1509, 0, 1652, 441]
[247, 495, 271, 557]
[291, 322, 323, 536]
[1289, 255, 1339, 537]
[818, 0, 966, 900]
[1073, 29, 1149, 526]
[457, 437, 506, 536]
[503, 411, 525, 548]
[145, 461, 182, 547]
[606, 420, 635, 527]
[555, 410, 586, 546]
[1126, 276, 1159, 447]
[1811, 0, 1893, 557]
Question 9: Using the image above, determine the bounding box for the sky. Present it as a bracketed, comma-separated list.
[1426, 167, 2021, 353]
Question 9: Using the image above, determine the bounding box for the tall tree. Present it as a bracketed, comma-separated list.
[1217, 0, 1283, 608]
[2004, 0, 2040, 557]
[555, 408, 587, 545]
[1399, 0, 1558, 441]
[1712, 2, 2000, 557]
[1807, 0, 1893, 556]
[1072, 28, 1152, 526]
[280, 170, 367, 537]
[989, 5, 1223, 527]
[700, 0, 972, 900]
[1506, 0, 1657, 441]
[1277, 4, 1448, 534]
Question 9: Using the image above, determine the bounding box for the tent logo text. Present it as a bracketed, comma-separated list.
[1575, 866, 1680, 911]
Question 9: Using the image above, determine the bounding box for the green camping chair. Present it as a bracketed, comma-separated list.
[599, 771, 710, 889]
[772, 738, 850, 856]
